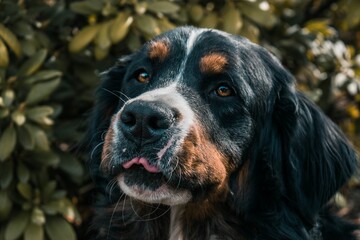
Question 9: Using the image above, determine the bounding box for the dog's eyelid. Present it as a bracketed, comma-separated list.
[133, 68, 151, 83]
[212, 83, 237, 97]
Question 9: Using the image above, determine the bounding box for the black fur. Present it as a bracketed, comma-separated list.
[87, 27, 359, 239]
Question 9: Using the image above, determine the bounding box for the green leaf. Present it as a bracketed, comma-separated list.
[0, 190, 12, 221]
[25, 124, 50, 151]
[2, 89, 15, 107]
[25, 106, 54, 125]
[11, 109, 26, 126]
[24, 70, 62, 85]
[17, 124, 35, 150]
[188, 4, 204, 23]
[0, 23, 22, 58]
[45, 217, 76, 240]
[31, 207, 46, 226]
[0, 125, 16, 161]
[0, 108, 9, 119]
[239, 2, 277, 28]
[25, 78, 60, 105]
[70, 0, 102, 15]
[18, 49, 47, 78]
[94, 45, 109, 60]
[24, 222, 44, 240]
[42, 200, 62, 215]
[17, 162, 30, 183]
[17, 182, 32, 200]
[0, 38, 9, 68]
[33, 151, 60, 167]
[42, 181, 57, 203]
[222, 4, 242, 34]
[199, 12, 218, 29]
[5, 211, 30, 240]
[147, 1, 180, 14]
[0, 161, 13, 189]
[157, 18, 176, 32]
[68, 24, 100, 53]
[94, 21, 111, 49]
[109, 12, 133, 44]
[126, 31, 142, 52]
[135, 14, 159, 36]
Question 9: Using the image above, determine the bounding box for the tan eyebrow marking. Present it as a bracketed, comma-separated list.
[199, 53, 228, 74]
[148, 40, 169, 62]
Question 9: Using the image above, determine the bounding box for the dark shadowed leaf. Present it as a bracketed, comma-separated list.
[70, 0, 102, 15]
[45, 217, 76, 240]
[24, 222, 44, 240]
[4, 211, 30, 240]
[0, 161, 13, 189]
[17, 162, 30, 183]
[0, 125, 16, 161]
[18, 49, 47, 78]
[18, 124, 35, 150]
[17, 182, 32, 200]
[147, 1, 180, 14]
[0, 23, 22, 57]
[25, 78, 60, 105]
[0, 190, 12, 221]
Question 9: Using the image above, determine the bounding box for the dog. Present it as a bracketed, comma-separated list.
[87, 26, 359, 239]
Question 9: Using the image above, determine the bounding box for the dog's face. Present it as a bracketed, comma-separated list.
[99, 27, 281, 206]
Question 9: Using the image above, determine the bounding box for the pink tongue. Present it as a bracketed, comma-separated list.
[122, 157, 160, 173]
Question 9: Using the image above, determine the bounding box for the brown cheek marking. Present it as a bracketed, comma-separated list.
[101, 114, 118, 171]
[148, 40, 169, 62]
[200, 53, 228, 74]
[177, 124, 235, 219]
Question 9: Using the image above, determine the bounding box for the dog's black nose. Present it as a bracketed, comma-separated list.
[119, 101, 174, 144]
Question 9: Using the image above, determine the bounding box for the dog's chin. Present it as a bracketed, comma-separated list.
[118, 169, 192, 205]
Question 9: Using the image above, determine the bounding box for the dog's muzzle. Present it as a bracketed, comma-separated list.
[119, 100, 178, 145]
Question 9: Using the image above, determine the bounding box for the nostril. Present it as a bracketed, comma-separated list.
[120, 111, 136, 127]
[148, 116, 172, 130]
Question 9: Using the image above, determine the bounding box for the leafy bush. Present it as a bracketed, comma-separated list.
[0, 0, 359, 239]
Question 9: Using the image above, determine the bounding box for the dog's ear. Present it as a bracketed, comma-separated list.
[229, 48, 358, 226]
[87, 55, 133, 192]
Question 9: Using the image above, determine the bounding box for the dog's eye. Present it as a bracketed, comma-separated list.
[135, 70, 150, 83]
[215, 85, 234, 97]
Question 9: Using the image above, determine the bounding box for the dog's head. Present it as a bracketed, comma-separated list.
[90, 27, 357, 219]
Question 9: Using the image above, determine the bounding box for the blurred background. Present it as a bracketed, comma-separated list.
[0, 0, 359, 239]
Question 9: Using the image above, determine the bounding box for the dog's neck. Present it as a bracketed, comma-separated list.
[169, 205, 185, 240]
[168, 202, 245, 240]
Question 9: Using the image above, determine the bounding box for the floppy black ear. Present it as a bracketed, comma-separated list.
[229, 48, 358, 237]
[278, 91, 358, 214]
[87, 55, 133, 192]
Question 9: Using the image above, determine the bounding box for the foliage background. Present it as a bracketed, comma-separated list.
[0, 0, 359, 239]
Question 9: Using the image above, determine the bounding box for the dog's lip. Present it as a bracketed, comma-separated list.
[122, 157, 160, 173]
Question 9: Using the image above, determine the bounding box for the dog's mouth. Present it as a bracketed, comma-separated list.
[116, 138, 193, 205]
[120, 157, 164, 191]
[118, 156, 192, 205]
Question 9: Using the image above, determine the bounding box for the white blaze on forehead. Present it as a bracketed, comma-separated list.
[176, 29, 205, 82]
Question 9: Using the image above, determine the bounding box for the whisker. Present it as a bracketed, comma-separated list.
[102, 88, 127, 103]
[107, 197, 122, 240]
[90, 141, 104, 160]
[117, 91, 131, 100]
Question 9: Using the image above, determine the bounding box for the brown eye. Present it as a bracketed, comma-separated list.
[136, 70, 150, 83]
[215, 85, 234, 97]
